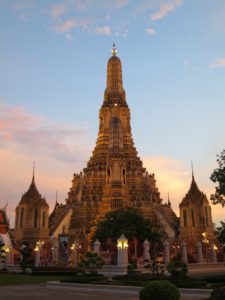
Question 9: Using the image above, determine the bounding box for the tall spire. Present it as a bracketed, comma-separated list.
[104, 44, 126, 105]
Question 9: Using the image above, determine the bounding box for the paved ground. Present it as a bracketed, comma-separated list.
[0, 283, 213, 300]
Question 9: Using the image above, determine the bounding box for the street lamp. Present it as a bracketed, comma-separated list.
[202, 232, 209, 262]
[109, 217, 114, 264]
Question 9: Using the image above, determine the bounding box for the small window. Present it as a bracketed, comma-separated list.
[183, 209, 187, 227]
[205, 206, 208, 226]
[191, 208, 195, 227]
[42, 211, 46, 228]
[34, 209, 38, 228]
[15, 210, 18, 229]
[20, 207, 24, 228]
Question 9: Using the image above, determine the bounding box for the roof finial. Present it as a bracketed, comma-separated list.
[112, 43, 117, 56]
[168, 191, 171, 206]
[191, 160, 194, 179]
[32, 161, 35, 184]
[56, 190, 58, 204]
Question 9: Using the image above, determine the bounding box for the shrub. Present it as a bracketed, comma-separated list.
[167, 261, 188, 280]
[210, 287, 225, 300]
[78, 252, 103, 274]
[139, 280, 180, 300]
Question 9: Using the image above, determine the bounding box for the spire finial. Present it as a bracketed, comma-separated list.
[168, 191, 171, 206]
[32, 161, 35, 184]
[191, 160, 194, 179]
[112, 43, 117, 56]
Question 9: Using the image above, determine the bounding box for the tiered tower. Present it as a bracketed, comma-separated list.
[14, 165, 49, 244]
[67, 45, 166, 242]
[179, 169, 215, 248]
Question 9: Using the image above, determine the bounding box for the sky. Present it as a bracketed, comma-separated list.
[0, 0, 225, 227]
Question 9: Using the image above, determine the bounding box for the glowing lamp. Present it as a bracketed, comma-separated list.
[117, 234, 128, 250]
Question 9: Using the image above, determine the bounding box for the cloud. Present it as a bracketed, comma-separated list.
[146, 27, 155, 35]
[209, 57, 225, 68]
[54, 18, 77, 33]
[142, 155, 222, 225]
[151, 0, 183, 21]
[12, 0, 35, 10]
[114, 0, 130, 9]
[51, 3, 67, 18]
[0, 102, 93, 227]
[136, 0, 155, 13]
[96, 25, 111, 36]
[0, 102, 91, 163]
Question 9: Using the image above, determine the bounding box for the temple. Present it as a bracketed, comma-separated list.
[179, 168, 215, 252]
[12, 45, 216, 263]
[14, 164, 49, 245]
[61, 44, 178, 246]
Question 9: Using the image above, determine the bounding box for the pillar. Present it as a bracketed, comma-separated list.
[52, 239, 59, 265]
[163, 240, 170, 264]
[143, 239, 150, 261]
[196, 242, 203, 263]
[181, 241, 188, 263]
[211, 244, 217, 263]
[93, 239, 101, 255]
[35, 248, 41, 267]
[117, 234, 128, 267]
[6, 248, 12, 266]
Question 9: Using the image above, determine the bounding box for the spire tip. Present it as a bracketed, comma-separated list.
[112, 43, 117, 56]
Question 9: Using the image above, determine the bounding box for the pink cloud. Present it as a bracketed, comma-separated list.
[0, 102, 93, 226]
[0, 102, 91, 163]
[146, 27, 155, 35]
[51, 3, 67, 18]
[209, 57, 225, 68]
[55, 18, 77, 33]
[151, 0, 183, 21]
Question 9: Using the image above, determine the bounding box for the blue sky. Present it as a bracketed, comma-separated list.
[0, 0, 225, 225]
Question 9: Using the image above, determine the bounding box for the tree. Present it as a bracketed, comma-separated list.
[20, 243, 34, 272]
[215, 221, 225, 251]
[78, 252, 103, 274]
[93, 208, 161, 243]
[210, 150, 225, 206]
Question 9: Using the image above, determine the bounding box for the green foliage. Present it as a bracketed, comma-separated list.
[215, 221, 225, 250]
[167, 261, 188, 280]
[20, 243, 34, 272]
[93, 208, 161, 242]
[210, 287, 225, 300]
[210, 150, 225, 206]
[78, 252, 103, 274]
[139, 280, 180, 300]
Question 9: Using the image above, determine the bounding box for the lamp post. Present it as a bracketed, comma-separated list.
[109, 217, 114, 280]
[34, 240, 44, 267]
[202, 232, 209, 262]
[117, 234, 128, 267]
[110, 217, 114, 264]
[70, 240, 78, 267]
